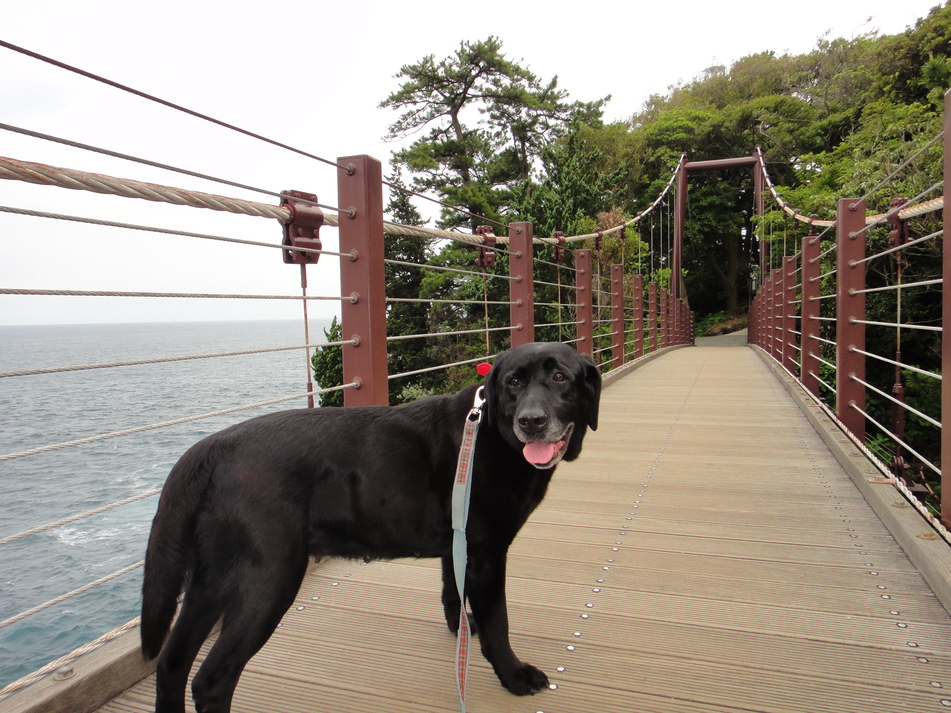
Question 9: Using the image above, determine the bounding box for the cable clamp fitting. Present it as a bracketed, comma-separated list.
[281, 190, 324, 265]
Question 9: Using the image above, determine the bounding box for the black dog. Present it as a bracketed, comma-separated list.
[141, 342, 601, 713]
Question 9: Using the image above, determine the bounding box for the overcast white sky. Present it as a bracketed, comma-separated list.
[0, 0, 941, 325]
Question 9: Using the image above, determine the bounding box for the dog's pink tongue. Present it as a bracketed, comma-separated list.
[522, 441, 561, 465]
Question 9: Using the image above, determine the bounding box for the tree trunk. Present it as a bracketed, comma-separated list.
[705, 241, 740, 315]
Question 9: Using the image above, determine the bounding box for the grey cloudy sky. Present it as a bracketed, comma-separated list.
[0, 0, 939, 325]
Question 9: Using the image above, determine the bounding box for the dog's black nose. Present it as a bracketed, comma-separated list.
[517, 411, 549, 434]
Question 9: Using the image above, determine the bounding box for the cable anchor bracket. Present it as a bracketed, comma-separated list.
[281, 190, 324, 265]
[475, 225, 497, 268]
[553, 231, 566, 262]
[886, 197, 910, 256]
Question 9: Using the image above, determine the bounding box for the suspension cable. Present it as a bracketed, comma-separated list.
[386, 325, 512, 342]
[0, 40, 512, 236]
[0, 122, 339, 212]
[0, 617, 140, 701]
[0, 560, 144, 631]
[850, 375, 941, 430]
[389, 353, 498, 381]
[0, 205, 348, 258]
[756, 146, 946, 227]
[0, 384, 356, 463]
[853, 131, 945, 204]
[848, 347, 942, 380]
[0, 288, 357, 303]
[0, 40, 348, 171]
[0, 489, 162, 545]
[850, 230, 943, 266]
[384, 259, 517, 281]
[849, 403, 941, 476]
[0, 340, 355, 379]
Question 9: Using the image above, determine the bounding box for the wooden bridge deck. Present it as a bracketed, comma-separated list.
[97, 336, 951, 713]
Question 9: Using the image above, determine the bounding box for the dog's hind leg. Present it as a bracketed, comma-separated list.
[154, 579, 226, 713]
[190, 555, 308, 713]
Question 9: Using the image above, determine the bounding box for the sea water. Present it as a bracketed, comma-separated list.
[0, 319, 331, 690]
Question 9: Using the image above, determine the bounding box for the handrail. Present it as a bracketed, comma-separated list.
[748, 107, 947, 534]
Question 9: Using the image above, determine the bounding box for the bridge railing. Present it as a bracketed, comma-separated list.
[749, 94, 947, 528]
[0, 44, 695, 698]
[333, 158, 694, 407]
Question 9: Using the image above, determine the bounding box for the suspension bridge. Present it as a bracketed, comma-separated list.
[1, 41, 949, 713]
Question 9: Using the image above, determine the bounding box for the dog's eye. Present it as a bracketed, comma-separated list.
[508, 377, 521, 387]
[552, 372, 567, 383]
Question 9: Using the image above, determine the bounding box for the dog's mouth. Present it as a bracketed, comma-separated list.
[520, 424, 574, 469]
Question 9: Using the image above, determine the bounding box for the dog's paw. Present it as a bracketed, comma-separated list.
[499, 663, 549, 696]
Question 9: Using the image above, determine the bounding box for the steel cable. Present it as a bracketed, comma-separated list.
[0, 383, 357, 462]
[0, 339, 357, 379]
[0, 204, 348, 258]
[0, 287, 355, 301]
[0, 489, 162, 546]
[0, 560, 144, 630]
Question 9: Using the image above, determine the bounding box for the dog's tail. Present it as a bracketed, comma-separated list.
[140, 439, 218, 661]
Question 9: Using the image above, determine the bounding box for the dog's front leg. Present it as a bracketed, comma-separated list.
[466, 550, 549, 696]
[440, 554, 462, 633]
[440, 554, 479, 635]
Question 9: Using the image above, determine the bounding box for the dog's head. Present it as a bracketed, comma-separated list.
[484, 342, 601, 470]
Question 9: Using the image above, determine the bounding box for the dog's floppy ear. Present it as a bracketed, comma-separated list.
[581, 355, 601, 431]
[482, 357, 502, 427]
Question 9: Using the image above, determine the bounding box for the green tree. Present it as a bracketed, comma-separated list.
[384, 166, 442, 402]
[380, 36, 606, 229]
[311, 316, 344, 407]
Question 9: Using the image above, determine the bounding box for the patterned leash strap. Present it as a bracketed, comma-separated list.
[451, 386, 485, 713]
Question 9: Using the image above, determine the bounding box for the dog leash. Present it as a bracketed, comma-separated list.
[451, 385, 485, 713]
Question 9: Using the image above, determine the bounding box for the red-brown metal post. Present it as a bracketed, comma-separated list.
[684, 301, 691, 345]
[757, 279, 766, 351]
[673, 162, 686, 339]
[782, 255, 797, 374]
[610, 264, 625, 365]
[776, 267, 785, 360]
[508, 222, 535, 347]
[746, 293, 760, 346]
[943, 90, 951, 527]
[680, 300, 688, 345]
[338, 155, 388, 407]
[673, 298, 681, 345]
[648, 282, 658, 352]
[632, 274, 644, 358]
[746, 295, 759, 344]
[575, 249, 594, 357]
[771, 268, 782, 361]
[660, 288, 669, 348]
[753, 291, 760, 347]
[671, 296, 679, 345]
[767, 276, 775, 354]
[759, 291, 765, 348]
[800, 229, 821, 397]
[754, 158, 766, 287]
[836, 198, 867, 441]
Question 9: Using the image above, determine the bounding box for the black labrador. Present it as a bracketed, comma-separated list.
[141, 341, 601, 713]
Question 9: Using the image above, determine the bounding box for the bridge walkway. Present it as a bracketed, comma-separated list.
[97, 335, 951, 712]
